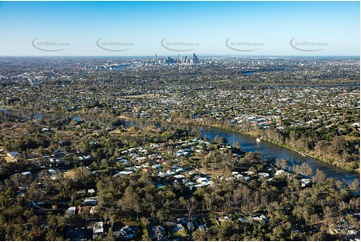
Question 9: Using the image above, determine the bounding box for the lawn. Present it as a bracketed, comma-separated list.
[174, 227, 187, 237]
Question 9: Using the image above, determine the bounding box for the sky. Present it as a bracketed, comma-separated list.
[0, 1, 359, 56]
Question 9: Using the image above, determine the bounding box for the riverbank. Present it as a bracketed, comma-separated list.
[1, 105, 358, 174]
[244, 130, 359, 173]
[155, 117, 360, 174]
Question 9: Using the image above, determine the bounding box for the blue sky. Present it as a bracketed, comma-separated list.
[0, 1, 359, 56]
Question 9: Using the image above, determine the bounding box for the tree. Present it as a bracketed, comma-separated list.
[312, 169, 327, 184]
[192, 229, 206, 241]
[294, 162, 313, 176]
[118, 187, 142, 219]
[141, 217, 150, 241]
[103, 207, 118, 229]
[106, 228, 115, 240]
[156, 208, 167, 224]
[179, 197, 198, 221]
[275, 159, 288, 170]
[232, 141, 240, 148]
[348, 179, 360, 193]
[45, 229, 57, 241]
[214, 135, 228, 145]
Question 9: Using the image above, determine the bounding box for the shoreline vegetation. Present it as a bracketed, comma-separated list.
[123, 116, 360, 174]
[0, 105, 358, 174]
[180, 119, 360, 174]
[0, 110, 359, 241]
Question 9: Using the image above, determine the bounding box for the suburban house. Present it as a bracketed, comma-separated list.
[7, 151, 20, 160]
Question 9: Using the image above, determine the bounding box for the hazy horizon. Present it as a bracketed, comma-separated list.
[0, 1, 359, 56]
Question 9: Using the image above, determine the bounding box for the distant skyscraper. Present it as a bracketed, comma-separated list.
[192, 53, 198, 64]
[165, 56, 176, 64]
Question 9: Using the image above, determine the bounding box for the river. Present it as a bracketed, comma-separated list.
[199, 126, 359, 184]
[125, 120, 359, 184]
[0, 108, 358, 184]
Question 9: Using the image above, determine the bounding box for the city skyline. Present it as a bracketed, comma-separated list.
[0, 1, 359, 56]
